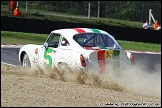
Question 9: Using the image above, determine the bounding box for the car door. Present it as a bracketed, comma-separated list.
[39, 32, 61, 68]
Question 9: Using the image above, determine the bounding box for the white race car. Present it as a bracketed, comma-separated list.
[19, 28, 134, 75]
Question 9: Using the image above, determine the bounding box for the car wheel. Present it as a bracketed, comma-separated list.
[22, 53, 31, 68]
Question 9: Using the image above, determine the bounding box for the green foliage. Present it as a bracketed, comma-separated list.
[117, 40, 161, 52]
[2, 1, 160, 22]
[1, 4, 145, 29]
[1, 31, 47, 45]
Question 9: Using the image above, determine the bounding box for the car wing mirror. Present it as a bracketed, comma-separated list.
[44, 42, 48, 48]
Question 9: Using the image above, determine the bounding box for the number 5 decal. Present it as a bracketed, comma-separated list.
[44, 48, 52, 67]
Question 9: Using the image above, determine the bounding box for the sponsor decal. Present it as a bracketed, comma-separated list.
[105, 50, 113, 59]
[97, 50, 120, 74]
[97, 50, 106, 73]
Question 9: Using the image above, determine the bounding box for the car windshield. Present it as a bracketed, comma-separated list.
[73, 33, 121, 49]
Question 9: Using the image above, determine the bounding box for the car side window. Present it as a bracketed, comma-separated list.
[46, 33, 61, 48]
[61, 37, 69, 46]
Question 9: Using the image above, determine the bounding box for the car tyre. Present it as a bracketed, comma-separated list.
[22, 53, 31, 68]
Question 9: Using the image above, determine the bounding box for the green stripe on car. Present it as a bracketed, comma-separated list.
[90, 28, 101, 33]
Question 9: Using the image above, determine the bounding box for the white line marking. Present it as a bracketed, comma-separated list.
[124, 50, 161, 54]
[1, 62, 21, 67]
[1, 44, 23, 48]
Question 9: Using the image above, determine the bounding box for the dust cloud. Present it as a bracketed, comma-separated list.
[106, 64, 161, 98]
[22, 61, 161, 98]
[99, 61, 161, 98]
[1, 63, 161, 107]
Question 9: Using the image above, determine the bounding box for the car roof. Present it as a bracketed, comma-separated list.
[51, 28, 109, 38]
[49, 28, 121, 50]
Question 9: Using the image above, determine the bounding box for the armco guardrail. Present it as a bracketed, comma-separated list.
[1, 16, 161, 44]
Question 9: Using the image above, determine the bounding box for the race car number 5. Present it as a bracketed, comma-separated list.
[44, 48, 52, 67]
